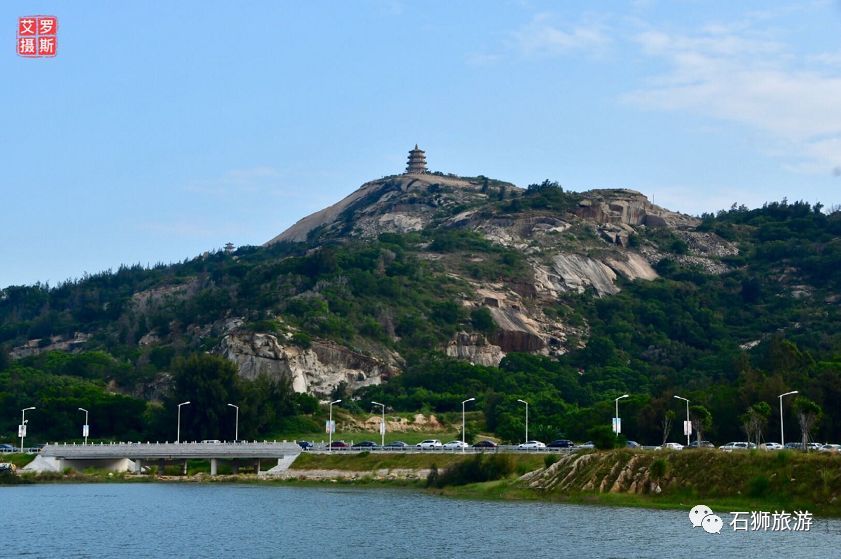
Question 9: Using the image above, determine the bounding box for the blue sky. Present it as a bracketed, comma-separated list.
[3, 1, 841, 288]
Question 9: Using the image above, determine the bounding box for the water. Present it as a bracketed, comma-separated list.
[1, 483, 839, 558]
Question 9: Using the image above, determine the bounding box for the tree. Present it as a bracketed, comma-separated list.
[690, 405, 712, 445]
[794, 397, 822, 450]
[170, 354, 240, 441]
[661, 410, 674, 446]
[740, 402, 771, 446]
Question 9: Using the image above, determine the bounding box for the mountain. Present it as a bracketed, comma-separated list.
[2, 147, 841, 445]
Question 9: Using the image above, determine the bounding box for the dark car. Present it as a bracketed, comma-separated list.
[328, 440, 349, 449]
[626, 440, 642, 449]
[0, 443, 16, 453]
[547, 439, 575, 448]
[351, 441, 379, 449]
[383, 441, 410, 449]
[473, 440, 498, 449]
[296, 440, 314, 450]
[687, 440, 715, 449]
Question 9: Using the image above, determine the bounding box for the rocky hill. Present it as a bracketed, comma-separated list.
[2, 147, 840, 445]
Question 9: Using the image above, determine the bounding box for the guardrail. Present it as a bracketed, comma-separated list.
[42, 441, 301, 460]
[306, 445, 582, 454]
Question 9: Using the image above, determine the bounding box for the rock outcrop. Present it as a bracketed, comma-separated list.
[219, 331, 395, 398]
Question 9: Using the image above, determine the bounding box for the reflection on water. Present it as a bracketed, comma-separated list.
[1, 483, 839, 558]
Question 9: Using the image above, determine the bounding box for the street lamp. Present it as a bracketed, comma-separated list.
[614, 394, 629, 437]
[78, 407, 89, 445]
[177, 401, 191, 444]
[779, 390, 798, 447]
[227, 403, 239, 441]
[516, 399, 529, 443]
[461, 397, 475, 451]
[19, 407, 35, 453]
[371, 401, 385, 448]
[674, 395, 690, 447]
[329, 399, 341, 452]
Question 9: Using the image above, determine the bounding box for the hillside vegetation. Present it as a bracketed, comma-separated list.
[1, 185, 840, 448]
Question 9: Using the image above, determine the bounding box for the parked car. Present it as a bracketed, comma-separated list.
[328, 440, 349, 449]
[0, 443, 16, 453]
[383, 441, 410, 449]
[577, 441, 595, 449]
[201, 439, 222, 444]
[296, 440, 314, 450]
[416, 439, 443, 450]
[687, 440, 715, 449]
[473, 440, 498, 449]
[442, 440, 470, 450]
[351, 440, 379, 449]
[762, 442, 784, 450]
[517, 440, 546, 451]
[626, 440, 642, 449]
[819, 443, 841, 453]
[662, 442, 684, 451]
[547, 439, 575, 448]
[719, 442, 751, 451]
[784, 442, 805, 450]
[807, 442, 823, 451]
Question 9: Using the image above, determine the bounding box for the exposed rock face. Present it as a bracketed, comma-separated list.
[575, 189, 699, 229]
[219, 331, 394, 398]
[445, 332, 505, 366]
[266, 174, 504, 244]
[10, 332, 91, 359]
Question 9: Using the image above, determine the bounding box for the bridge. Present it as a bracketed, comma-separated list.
[33, 441, 301, 475]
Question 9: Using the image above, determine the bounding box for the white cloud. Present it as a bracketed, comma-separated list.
[626, 24, 841, 173]
[513, 14, 610, 56]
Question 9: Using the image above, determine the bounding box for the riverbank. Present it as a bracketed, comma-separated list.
[6, 449, 841, 516]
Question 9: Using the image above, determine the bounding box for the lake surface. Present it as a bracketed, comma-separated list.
[1, 483, 839, 558]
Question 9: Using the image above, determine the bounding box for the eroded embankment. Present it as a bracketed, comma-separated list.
[518, 449, 841, 513]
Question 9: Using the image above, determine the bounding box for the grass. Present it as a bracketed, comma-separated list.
[1, 453, 37, 468]
[291, 451, 545, 472]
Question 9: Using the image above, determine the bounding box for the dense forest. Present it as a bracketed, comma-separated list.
[1, 196, 840, 446]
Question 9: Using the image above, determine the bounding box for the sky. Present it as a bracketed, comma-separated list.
[2, 0, 841, 288]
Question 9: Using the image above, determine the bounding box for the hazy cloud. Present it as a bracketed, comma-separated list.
[626, 24, 841, 173]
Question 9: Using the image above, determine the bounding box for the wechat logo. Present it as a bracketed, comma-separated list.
[689, 504, 723, 534]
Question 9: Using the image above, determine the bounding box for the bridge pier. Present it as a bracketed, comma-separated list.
[158, 459, 165, 476]
[210, 458, 218, 476]
[231, 459, 239, 474]
[134, 459, 143, 474]
[181, 460, 188, 475]
[255, 459, 261, 475]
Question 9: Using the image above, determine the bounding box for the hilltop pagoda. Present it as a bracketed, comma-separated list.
[405, 145, 428, 174]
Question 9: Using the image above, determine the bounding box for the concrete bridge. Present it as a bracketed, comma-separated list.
[30, 441, 301, 475]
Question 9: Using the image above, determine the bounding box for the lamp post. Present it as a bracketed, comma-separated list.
[516, 399, 529, 443]
[78, 407, 89, 445]
[674, 395, 690, 447]
[227, 403, 239, 441]
[177, 401, 191, 443]
[614, 394, 629, 437]
[371, 401, 385, 448]
[329, 399, 341, 452]
[462, 397, 475, 451]
[779, 390, 798, 447]
[19, 407, 35, 453]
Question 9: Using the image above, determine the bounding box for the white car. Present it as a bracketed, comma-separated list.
[662, 442, 684, 451]
[442, 440, 470, 450]
[819, 443, 840, 453]
[720, 442, 751, 451]
[416, 439, 443, 450]
[517, 440, 546, 451]
[763, 442, 784, 450]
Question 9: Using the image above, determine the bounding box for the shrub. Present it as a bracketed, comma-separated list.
[429, 454, 514, 487]
[544, 454, 559, 468]
[748, 475, 771, 498]
[649, 458, 668, 480]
